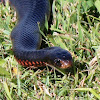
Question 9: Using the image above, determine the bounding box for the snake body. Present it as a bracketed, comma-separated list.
[6, 0, 72, 68]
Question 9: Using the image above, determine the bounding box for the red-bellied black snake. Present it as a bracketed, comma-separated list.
[1, 0, 72, 69]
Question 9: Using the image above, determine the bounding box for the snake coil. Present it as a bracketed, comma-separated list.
[7, 0, 72, 69]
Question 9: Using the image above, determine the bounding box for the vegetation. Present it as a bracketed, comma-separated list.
[0, 0, 100, 99]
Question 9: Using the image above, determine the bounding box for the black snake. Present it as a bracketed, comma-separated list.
[1, 0, 72, 69]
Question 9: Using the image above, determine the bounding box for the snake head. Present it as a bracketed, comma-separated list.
[47, 47, 72, 69]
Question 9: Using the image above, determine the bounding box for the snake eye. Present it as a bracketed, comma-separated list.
[54, 59, 61, 67]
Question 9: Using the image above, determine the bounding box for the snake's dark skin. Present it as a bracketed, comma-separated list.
[2, 0, 72, 69]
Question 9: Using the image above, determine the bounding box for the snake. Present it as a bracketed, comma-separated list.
[2, 0, 72, 69]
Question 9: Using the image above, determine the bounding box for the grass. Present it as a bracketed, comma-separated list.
[0, 0, 100, 99]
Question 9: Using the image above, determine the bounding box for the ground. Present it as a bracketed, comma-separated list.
[0, 0, 100, 99]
